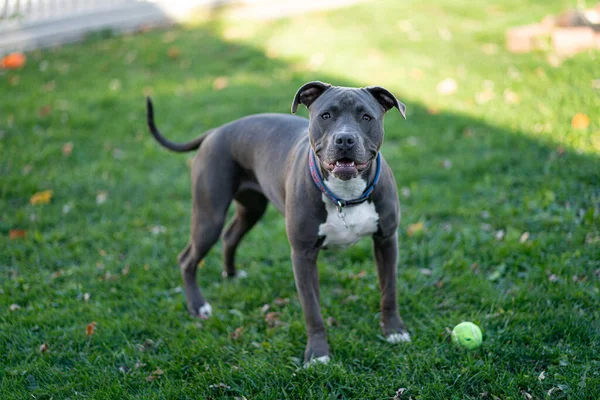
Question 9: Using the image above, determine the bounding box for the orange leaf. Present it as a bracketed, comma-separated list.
[1, 52, 26, 69]
[39, 105, 52, 117]
[86, 321, 96, 336]
[9, 229, 26, 239]
[167, 46, 181, 59]
[62, 142, 74, 156]
[407, 222, 424, 236]
[571, 113, 589, 129]
[30, 190, 53, 205]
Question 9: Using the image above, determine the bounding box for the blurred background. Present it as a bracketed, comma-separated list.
[1, 0, 599, 398]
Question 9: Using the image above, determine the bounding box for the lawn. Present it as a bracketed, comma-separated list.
[1, 0, 599, 398]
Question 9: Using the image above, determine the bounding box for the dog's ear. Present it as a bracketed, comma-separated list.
[365, 86, 406, 119]
[291, 81, 332, 114]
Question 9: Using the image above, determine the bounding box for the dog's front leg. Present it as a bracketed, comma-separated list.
[291, 247, 330, 366]
[373, 232, 411, 343]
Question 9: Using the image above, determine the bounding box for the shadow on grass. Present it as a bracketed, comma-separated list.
[1, 15, 599, 400]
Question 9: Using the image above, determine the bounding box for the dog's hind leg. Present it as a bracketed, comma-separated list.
[221, 191, 268, 278]
[178, 152, 237, 318]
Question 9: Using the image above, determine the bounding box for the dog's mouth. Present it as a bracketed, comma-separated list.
[323, 157, 370, 175]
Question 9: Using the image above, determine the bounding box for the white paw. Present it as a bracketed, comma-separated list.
[221, 270, 248, 279]
[198, 303, 212, 319]
[303, 355, 331, 368]
[386, 332, 411, 344]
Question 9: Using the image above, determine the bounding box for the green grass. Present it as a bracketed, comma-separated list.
[1, 0, 599, 398]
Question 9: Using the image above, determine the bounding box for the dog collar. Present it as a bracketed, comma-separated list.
[308, 149, 381, 213]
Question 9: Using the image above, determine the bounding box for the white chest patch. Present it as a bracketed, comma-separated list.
[318, 176, 379, 247]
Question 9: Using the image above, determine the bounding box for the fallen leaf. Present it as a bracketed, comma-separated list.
[83, 292, 90, 302]
[10, 304, 21, 311]
[167, 47, 181, 59]
[475, 89, 495, 104]
[407, 222, 424, 236]
[213, 77, 229, 91]
[96, 191, 108, 205]
[62, 142, 74, 156]
[538, 370, 546, 381]
[119, 365, 131, 374]
[274, 297, 290, 306]
[410, 68, 423, 80]
[39, 343, 49, 353]
[135, 362, 147, 369]
[260, 304, 270, 314]
[341, 294, 359, 304]
[355, 270, 367, 279]
[30, 190, 53, 205]
[503, 89, 520, 104]
[519, 232, 530, 243]
[394, 388, 407, 400]
[548, 273, 559, 282]
[265, 312, 283, 328]
[109, 79, 121, 91]
[9, 229, 26, 239]
[231, 327, 243, 340]
[571, 113, 589, 129]
[86, 321, 96, 336]
[436, 78, 457, 95]
[482, 43, 498, 55]
[39, 105, 52, 117]
[327, 316, 339, 327]
[209, 383, 232, 389]
[1, 52, 26, 69]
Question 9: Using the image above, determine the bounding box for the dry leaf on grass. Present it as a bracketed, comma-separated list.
[62, 142, 74, 156]
[571, 113, 589, 129]
[407, 222, 424, 236]
[265, 312, 283, 328]
[213, 77, 229, 90]
[9, 304, 21, 311]
[9, 229, 26, 239]
[38, 105, 52, 117]
[96, 191, 108, 205]
[436, 78, 457, 95]
[167, 47, 181, 59]
[273, 297, 290, 306]
[39, 343, 49, 353]
[86, 321, 96, 336]
[30, 190, 53, 205]
[1, 52, 26, 69]
[146, 368, 164, 382]
[230, 327, 244, 340]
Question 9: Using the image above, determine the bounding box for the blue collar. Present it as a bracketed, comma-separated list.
[309, 150, 381, 211]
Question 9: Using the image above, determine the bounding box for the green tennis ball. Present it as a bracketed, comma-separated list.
[451, 322, 482, 349]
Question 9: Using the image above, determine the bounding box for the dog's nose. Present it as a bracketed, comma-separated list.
[333, 132, 357, 150]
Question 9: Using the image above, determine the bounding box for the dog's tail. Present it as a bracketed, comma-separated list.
[146, 97, 212, 153]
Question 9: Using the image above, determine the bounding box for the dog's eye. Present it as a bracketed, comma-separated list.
[362, 114, 372, 122]
[321, 113, 331, 120]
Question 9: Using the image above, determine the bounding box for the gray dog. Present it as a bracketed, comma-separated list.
[146, 81, 410, 365]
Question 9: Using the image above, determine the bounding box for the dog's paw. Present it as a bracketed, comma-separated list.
[198, 303, 213, 319]
[221, 270, 248, 279]
[386, 332, 411, 344]
[303, 355, 330, 368]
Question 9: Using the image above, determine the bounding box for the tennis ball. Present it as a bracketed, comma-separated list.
[451, 322, 482, 349]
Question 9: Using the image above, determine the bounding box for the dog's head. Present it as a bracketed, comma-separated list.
[292, 81, 405, 181]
